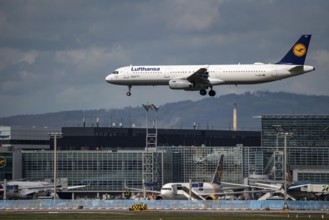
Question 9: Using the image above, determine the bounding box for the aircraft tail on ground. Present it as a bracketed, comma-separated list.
[277, 35, 312, 65]
[211, 155, 224, 185]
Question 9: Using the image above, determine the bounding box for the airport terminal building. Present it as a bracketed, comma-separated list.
[1, 115, 329, 199]
[56, 127, 260, 150]
[260, 115, 329, 182]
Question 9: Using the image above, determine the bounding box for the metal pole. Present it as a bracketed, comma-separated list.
[189, 179, 192, 200]
[161, 153, 164, 189]
[49, 132, 62, 203]
[143, 178, 146, 199]
[54, 134, 57, 203]
[155, 110, 158, 148]
[276, 133, 279, 151]
[3, 179, 6, 200]
[284, 133, 287, 201]
[145, 109, 148, 152]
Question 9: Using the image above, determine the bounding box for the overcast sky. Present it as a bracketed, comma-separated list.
[0, 0, 328, 117]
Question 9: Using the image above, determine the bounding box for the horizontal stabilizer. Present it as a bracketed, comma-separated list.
[289, 66, 304, 73]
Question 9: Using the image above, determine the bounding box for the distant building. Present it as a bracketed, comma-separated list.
[262, 115, 329, 149]
[57, 127, 261, 150]
[246, 115, 329, 182]
[0, 126, 58, 180]
[0, 126, 58, 150]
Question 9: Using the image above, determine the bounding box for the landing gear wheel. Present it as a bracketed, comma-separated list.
[126, 85, 132, 96]
[208, 90, 216, 97]
[200, 89, 207, 96]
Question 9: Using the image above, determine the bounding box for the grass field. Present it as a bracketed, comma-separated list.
[0, 212, 328, 220]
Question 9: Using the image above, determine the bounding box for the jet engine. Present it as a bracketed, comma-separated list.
[169, 79, 193, 89]
[206, 195, 218, 200]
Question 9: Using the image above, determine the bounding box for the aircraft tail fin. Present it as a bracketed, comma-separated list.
[211, 155, 224, 185]
[277, 35, 312, 65]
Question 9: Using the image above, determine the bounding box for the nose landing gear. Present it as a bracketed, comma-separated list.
[126, 85, 132, 96]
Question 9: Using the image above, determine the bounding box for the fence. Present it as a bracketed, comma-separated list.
[1, 200, 329, 210]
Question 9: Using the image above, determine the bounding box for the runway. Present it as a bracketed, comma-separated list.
[1, 208, 329, 220]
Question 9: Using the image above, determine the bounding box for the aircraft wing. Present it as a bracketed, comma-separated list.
[66, 185, 86, 190]
[4, 184, 86, 192]
[288, 184, 308, 190]
[123, 181, 160, 194]
[252, 182, 283, 190]
[15, 185, 53, 191]
[124, 187, 160, 194]
[198, 189, 277, 197]
[221, 181, 280, 191]
[186, 68, 211, 86]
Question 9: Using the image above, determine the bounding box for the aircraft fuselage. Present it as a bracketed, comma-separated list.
[106, 64, 315, 87]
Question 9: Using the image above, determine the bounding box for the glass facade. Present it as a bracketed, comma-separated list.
[21, 146, 243, 194]
[22, 150, 164, 192]
[293, 170, 329, 182]
[246, 115, 329, 182]
[289, 147, 329, 170]
[158, 146, 243, 184]
[243, 147, 329, 178]
[243, 147, 265, 177]
[262, 115, 329, 149]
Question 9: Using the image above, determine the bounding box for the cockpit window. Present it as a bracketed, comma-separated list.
[161, 187, 172, 191]
[112, 71, 119, 74]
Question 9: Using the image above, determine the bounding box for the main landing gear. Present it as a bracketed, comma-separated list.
[199, 88, 216, 97]
[126, 85, 132, 96]
[208, 90, 216, 96]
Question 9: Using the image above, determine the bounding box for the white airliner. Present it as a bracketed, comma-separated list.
[124, 155, 226, 200]
[105, 35, 315, 96]
[154, 155, 275, 200]
[124, 155, 275, 200]
[156, 155, 225, 200]
[0, 179, 85, 199]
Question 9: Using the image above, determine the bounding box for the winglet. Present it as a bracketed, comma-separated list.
[277, 35, 312, 65]
[211, 155, 224, 184]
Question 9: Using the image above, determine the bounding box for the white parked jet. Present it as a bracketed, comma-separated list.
[156, 155, 225, 200]
[105, 35, 315, 96]
[124, 155, 275, 200]
[0, 179, 85, 200]
[155, 155, 275, 200]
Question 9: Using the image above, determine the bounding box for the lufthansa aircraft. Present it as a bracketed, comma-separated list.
[105, 35, 315, 96]
[156, 155, 225, 200]
[125, 155, 275, 200]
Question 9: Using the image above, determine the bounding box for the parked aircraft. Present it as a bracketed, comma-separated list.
[247, 177, 329, 200]
[124, 155, 275, 200]
[0, 179, 85, 199]
[255, 181, 329, 200]
[105, 35, 315, 96]
[156, 155, 225, 200]
[288, 183, 329, 200]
